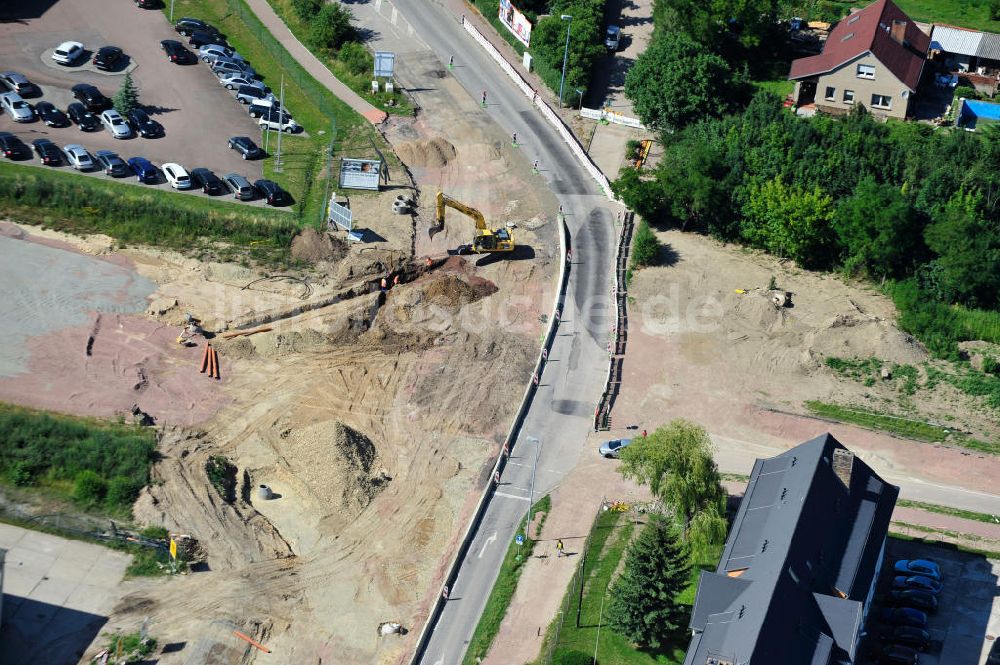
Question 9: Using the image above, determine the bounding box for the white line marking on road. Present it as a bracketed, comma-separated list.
[494, 491, 531, 502]
[479, 531, 497, 558]
[505, 462, 564, 474]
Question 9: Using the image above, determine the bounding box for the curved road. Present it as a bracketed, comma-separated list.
[377, 1, 619, 663]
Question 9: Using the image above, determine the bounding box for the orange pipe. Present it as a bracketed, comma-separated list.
[200, 344, 211, 373]
[212, 348, 221, 380]
[208, 346, 217, 379]
[232, 630, 271, 653]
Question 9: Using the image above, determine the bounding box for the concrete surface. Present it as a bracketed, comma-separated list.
[0, 0, 266, 187]
[0, 522, 130, 665]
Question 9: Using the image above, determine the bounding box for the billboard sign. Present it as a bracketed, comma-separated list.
[498, 0, 532, 48]
[339, 158, 382, 191]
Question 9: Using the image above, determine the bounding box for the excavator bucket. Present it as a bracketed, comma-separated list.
[428, 221, 444, 240]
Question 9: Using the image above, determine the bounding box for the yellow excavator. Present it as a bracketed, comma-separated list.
[428, 191, 515, 254]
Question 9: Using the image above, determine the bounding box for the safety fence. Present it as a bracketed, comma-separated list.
[461, 17, 615, 201]
[580, 107, 647, 130]
[595, 211, 634, 430]
[406, 215, 572, 665]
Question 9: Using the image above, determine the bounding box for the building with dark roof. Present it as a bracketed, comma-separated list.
[788, 0, 930, 119]
[682, 433, 899, 665]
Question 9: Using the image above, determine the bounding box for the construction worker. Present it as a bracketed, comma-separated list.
[556, 539, 565, 557]
[426, 257, 433, 267]
[380, 277, 388, 293]
[482, 90, 487, 106]
[393, 274, 400, 287]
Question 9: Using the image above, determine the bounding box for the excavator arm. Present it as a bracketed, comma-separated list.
[428, 191, 515, 253]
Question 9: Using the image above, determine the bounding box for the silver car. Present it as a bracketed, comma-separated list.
[199, 44, 244, 63]
[599, 438, 632, 459]
[100, 109, 131, 139]
[0, 92, 34, 122]
[62, 144, 94, 170]
[223, 173, 255, 200]
[212, 58, 255, 79]
[219, 73, 262, 90]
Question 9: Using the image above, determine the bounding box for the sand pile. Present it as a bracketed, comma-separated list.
[805, 316, 925, 365]
[291, 228, 348, 264]
[727, 291, 787, 333]
[395, 138, 457, 168]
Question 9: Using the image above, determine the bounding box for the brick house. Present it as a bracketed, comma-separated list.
[789, 0, 930, 119]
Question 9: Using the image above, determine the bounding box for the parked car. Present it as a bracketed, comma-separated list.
[599, 438, 632, 459]
[888, 589, 938, 613]
[174, 17, 218, 37]
[259, 113, 299, 134]
[161, 162, 192, 189]
[223, 173, 255, 200]
[62, 144, 94, 170]
[880, 626, 930, 651]
[134, 0, 159, 7]
[0, 71, 39, 97]
[71, 83, 112, 112]
[604, 25, 621, 51]
[892, 576, 941, 595]
[34, 101, 69, 127]
[160, 39, 195, 64]
[0, 92, 34, 122]
[190, 167, 225, 195]
[93, 46, 124, 71]
[254, 179, 290, 206]
[219, 73, 262, 90]
[52, 41, 85, 65]
[880, 644, 919, 665]
[126, 108, 163, 138]
[188, 30, 226, 48]
[247, 99, 284, 118]
[0, 132, 30, 159]
[236, 85, 274, 105]
[894, 560, 941, 581]
[228, 136, 264, 160]
[94, 149, 129, 177]
[67, 102, 101, 130]
[31, 138, 62, 165]
[127, 157, 158, 183]
[211, 58, 255, 78]
[199, 44, 243, 64]
[880, 607, 927, 629]
[100, 109, 132, 139]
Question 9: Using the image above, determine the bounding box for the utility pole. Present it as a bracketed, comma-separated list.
[320, 117, 337, 227]
[525, 435, 541, 540]
[558, 15, 573, 106]
[274, 74, 285, 172]
[170, 0, 175, 22]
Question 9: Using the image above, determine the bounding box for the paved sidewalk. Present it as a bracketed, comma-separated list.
[243, 0, 388, 124]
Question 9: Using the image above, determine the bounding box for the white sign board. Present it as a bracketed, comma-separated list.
[374, 51, 395, 78]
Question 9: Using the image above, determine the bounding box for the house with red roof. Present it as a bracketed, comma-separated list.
[788, 0, 930, 119]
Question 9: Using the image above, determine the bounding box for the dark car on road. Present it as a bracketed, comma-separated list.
[93, 46, 124, 71]
[894, 560, 941, 581]
[892, 575, 941, 595]
[127, 108, 163, 138]
[67, 102, 101, 131]
[174, 17, 218, 37]
[880, 626, 930, 651]
[0, 71, 39, 97]
[880, 607, 927, 629]
[888, 589, 938, 613]
[254, 179, 290, 206]
[0, 132, 30, 159]
[31, 138, 62, 165]
[94, 150, 129, 177]
[71, 83, 112, 112]
[135, 0, 159, 7]
[190, 167, 225, 195]
[34, 101, 70, 127]
[880, 644, 919, 665]
[228, 135, 264, 160]
[160, 39, 195, 64]
[188, 30, 225, 48]
[127, 157, 158, 183]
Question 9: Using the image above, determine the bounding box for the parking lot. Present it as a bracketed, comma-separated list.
[0, 0, 284, 201]
[860, 537, 1000, 665]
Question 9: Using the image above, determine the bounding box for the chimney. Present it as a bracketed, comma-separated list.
[890, 19, 908, 45]
[832, 448, 855, 488]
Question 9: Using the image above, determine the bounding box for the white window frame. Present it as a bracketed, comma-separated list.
[825, 86, 837, 101]
[870, 93, 892, 109]
[843, 89, 855, 104]
[857, 63, 876, 79]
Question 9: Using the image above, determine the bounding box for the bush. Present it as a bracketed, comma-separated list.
[291, 0, 323, 20]
[309, 3, 356, 53]
[954, 85, 979, 101]
[74, 470, 108, 505]
[630, 219, 659, 268]
[206, 456, 237, 504]
[990, 0, 1000, 21]
[625, 139, 641, 160]
[106, 476, 142, 511]
[339, 41, 372, 77]
[983, 356, 1000, 375]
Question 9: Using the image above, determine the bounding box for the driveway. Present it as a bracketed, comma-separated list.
[0, 0, 266, 184]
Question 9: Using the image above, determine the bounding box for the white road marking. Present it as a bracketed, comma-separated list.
[494, 491, 531, 502]
[478, 531, 497, 558]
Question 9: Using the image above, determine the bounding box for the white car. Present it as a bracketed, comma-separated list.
[199, 44, 244, 63]
[259, 115, 299, 133]
[219, 73, 261, 90]
[52, 41, 85, 65]
[100, 109, 131, 139]
[162, 162, 193, 189]
[0, 92, 34, 122]
[62, 144, 94, 170]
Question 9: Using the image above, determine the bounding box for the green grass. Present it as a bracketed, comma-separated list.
[462, 495, 552, 665]
[0, 161, 298, 265]
[896, 499, 1000, 524]
[106, 631, 157, 663]
[817, 0, 1000, 31]
[803, 400, 999, 454]
[751, 77, 793, 98]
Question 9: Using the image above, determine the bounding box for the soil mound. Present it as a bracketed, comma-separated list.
[395, 138, 457, 168]
[290, 228, 347, 264]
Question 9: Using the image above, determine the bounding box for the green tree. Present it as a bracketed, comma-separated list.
[654, 0, 778, 48]
[113, 72, 140, 116]
[607, 515, 691, 649]
[740, 176, 835, 268]
[624, 31, 733, 130]
[617, 419, 725, 534]
[291, 0, 323, 20]
[834, 178, 919, 278]
[924, 189, 1000, 308]
[309, 3, 356, 53]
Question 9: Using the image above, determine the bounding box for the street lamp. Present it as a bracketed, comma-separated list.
[575, 88, 585, 110]
[525, 436, 542, 540]
[558, 14, 572, 107]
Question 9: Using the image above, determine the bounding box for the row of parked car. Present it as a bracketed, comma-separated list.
[874, 558, 944, 664]
[0, 132, 289, 206]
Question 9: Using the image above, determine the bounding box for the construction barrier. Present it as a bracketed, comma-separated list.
[594, 211, 635, 431]
[580, 106, 647, 130]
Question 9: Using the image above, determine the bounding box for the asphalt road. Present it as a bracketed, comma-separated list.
[376, 1, 620, 662]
